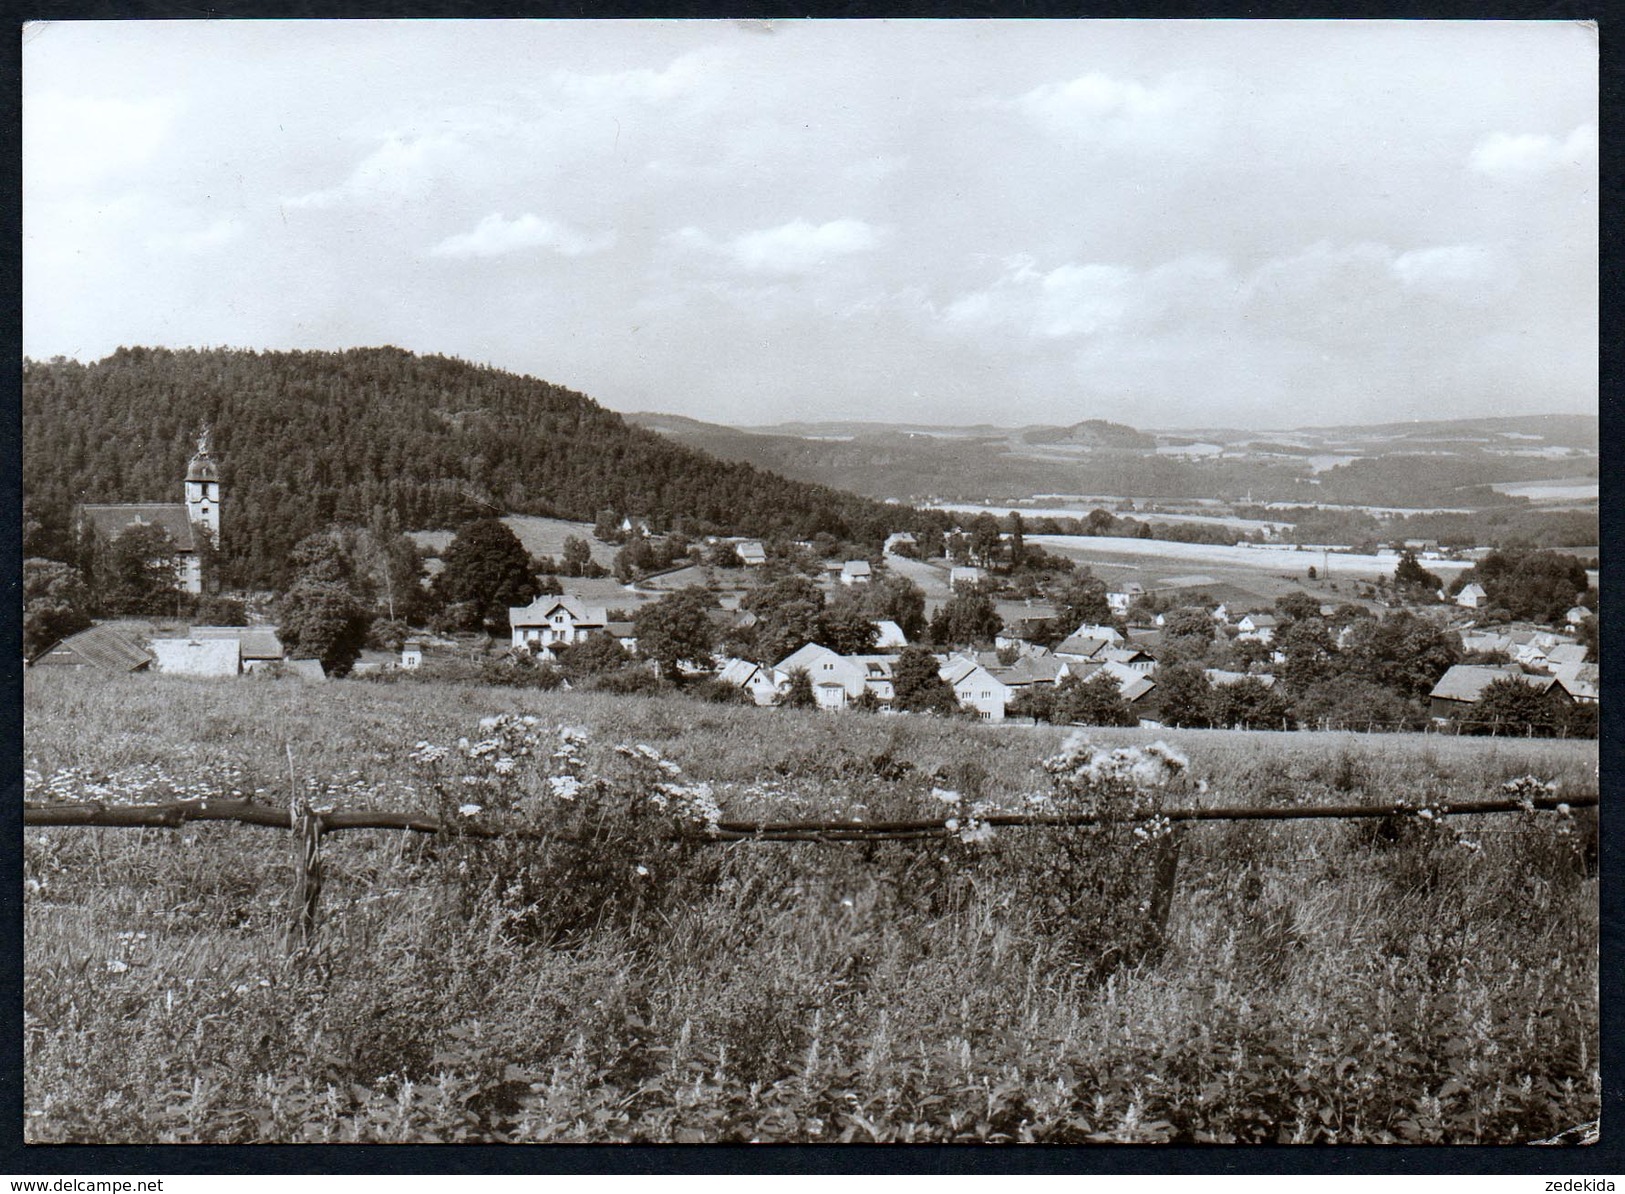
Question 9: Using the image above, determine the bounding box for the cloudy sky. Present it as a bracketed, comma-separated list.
[24, 19, 1596, 429]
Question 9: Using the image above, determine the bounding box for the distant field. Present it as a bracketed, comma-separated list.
[1489, 477, 1600, 503]
[1030, 534, 1475, 584]
[408, 515, 617, 568]
[929, 502, 1282, 533]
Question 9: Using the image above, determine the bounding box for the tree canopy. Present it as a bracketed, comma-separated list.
[434, 518, 539, 633]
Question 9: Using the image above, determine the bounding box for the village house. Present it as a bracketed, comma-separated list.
[734, 539, 767, 568]
[78, 431, 222, 595]
[840, 560, 873, 586]
[871, 619, 907, 648]
[1542, 643, 1589, 670]
[776, 644, 898, 709]
[508, 595, 609, 653]
[188, 625, 285, 672]
[1551, 661, 1599, 704]
[1204, 668, 1279, 690]
[949, 565, 985, 589]
[1427, 663, 1569, 721]
[1054, 633, 1114, 663]
[401, 639, 424, 669]
[940, 656, 1011, 721]
[995, 617, 1054, 650]
[716, 658, 791, 705]
[1100, 645, 1157, 674]
[1064, 658, 1157, 707]
[29, 624, 153, 673]
[1236, 613, 1279, 644]
[1106, 583, 1144, 615]
[1565, 605, 1592, 628]
[883, 532, 917, 556]
[149, 635, 244, 677]
[1455, 583, 1489, 610]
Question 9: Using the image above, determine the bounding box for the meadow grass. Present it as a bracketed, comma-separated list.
[22, 670, 1599, 1143]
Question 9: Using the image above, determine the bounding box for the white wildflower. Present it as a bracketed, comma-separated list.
[931, 788, 961, 805]
[548, 775, 582, 801]
[458, 803, 482, 817]
[106, 959, 129, 974]
[635, 865, 650, 877]
[959, 821, 996, 845]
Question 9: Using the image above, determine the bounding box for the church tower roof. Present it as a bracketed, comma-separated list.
[186, 427, 220, 483]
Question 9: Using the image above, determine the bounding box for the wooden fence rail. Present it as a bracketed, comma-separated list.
[23, 791, 1595, 841]
[24, 791, 1594, 954]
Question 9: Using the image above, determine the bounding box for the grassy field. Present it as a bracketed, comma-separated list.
[408, 515, 618, 569]
[23, 671, 1599, 1143]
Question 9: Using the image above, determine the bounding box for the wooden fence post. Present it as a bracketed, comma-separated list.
[1143, 826, 1184, 961]
[288, 795, 324, 954]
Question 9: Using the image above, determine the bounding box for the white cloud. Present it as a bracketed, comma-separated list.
[552, 48, 734, 107]
[1011, 71, 1199, 144]
[946, 254, 1232, 341]
[1393, 243, 1513, 299]
[25, 91, 177, 194]
[285, 132, 467, 210]
[1470, 123, 1596, 176]
[677, 218, 884, 274]
[429, 213, 616, 259]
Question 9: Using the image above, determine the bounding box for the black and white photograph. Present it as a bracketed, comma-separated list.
[19, 18, 1601, 1148]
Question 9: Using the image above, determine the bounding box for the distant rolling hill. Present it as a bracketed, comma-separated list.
[624, 410, 1593, 510]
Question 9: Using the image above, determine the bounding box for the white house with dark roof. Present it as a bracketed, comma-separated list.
[509, 595, 609, 652]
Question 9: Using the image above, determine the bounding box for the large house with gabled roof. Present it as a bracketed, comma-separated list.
[509, 594, 609, 653]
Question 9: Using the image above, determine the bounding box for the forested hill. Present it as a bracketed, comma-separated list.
[23, 347, 929, 587]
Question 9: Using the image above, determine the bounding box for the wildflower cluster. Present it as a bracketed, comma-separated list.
[545, 727, 591, 803]
[1034, 734, 1190, 846]
[408, 714, 547, 816]
[1503, 774, 1559, 813]
[613, 744, 724, 833]
[23, 762, 270, 806]
[930, 788, 997, 846]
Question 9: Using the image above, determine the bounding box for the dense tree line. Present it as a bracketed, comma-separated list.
[1448, 548, 1595, 625]
[23, 347, 947, 589]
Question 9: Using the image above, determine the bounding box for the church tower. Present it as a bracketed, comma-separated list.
[184, 427, 221, 540]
